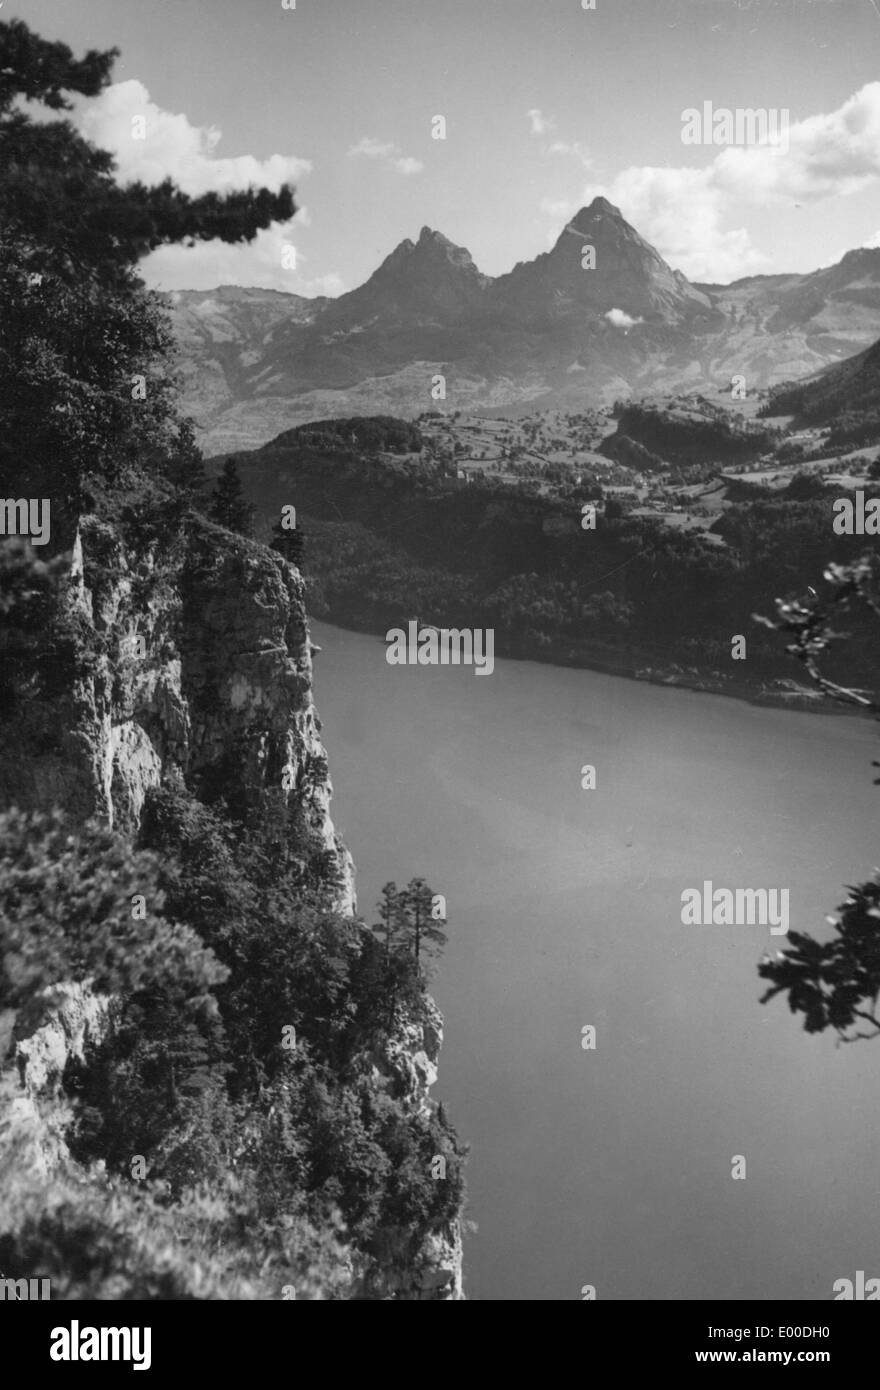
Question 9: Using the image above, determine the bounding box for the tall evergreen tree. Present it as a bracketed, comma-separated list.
[0, 18, 295, 527]
[209, 459, 254, 536]
[270, 509, 305, 568]
[372, 879, 447, 977]
[399, 876, 447, 970]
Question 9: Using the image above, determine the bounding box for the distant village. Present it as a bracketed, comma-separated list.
[417, 392, 879, 548]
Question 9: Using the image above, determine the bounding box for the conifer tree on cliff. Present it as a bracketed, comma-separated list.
[400, 876, 447, 970]
[0, 18, 296, 532]
[209, 458, 254, 536]
[374, 879, 447, 977]
[270, 510, 305, 567]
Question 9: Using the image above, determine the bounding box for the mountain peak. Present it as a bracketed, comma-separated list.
[490, 192, 713, 324]
[413, 227, 479, 269]
[586, 196, 623, 217]
[417, 225, 449, 246]
[568, 197, 625, 232]
[320, 223, 487, 327]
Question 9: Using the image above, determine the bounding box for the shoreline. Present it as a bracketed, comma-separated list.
[306, 608, 863, 717]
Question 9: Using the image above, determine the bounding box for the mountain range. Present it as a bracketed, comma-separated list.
[166, 198, 880, 454]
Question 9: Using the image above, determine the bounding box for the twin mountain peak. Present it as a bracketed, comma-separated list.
[171, 198, 880, 450]
[337, 197, 706, 326]
[193, 198, 880, 339]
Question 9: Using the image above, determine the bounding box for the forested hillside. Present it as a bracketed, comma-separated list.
[223, 423, 880, 705]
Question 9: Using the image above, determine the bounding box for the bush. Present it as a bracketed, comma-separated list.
[0, 1165, 352, 1299]
[0, 809, 226, 1008]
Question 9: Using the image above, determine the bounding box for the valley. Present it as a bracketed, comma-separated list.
[207, 368, 880, 713]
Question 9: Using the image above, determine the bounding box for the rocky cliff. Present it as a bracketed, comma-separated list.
[1, 514, 355, 909]
[0, 513, 464, 1300]
[355, 993, 463, 1300]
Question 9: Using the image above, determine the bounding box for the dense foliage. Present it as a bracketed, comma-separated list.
[757, 554, 880, 1041]
[0, 719, 466, 1297]
[0, 20, 466, 1300]
[53, 786, 466, 1248]
[0, 17, 292, 527]
[209, 459, 254, 536]
[272, 416, 424, 455]
[607, 400, 779, 467]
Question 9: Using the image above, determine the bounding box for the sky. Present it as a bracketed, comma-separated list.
[12, 0, 880, 294]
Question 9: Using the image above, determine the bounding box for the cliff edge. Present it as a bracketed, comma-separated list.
[0, 513, 464, 1300]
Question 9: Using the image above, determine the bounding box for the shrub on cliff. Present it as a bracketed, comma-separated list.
[50, 781, 467, 1272]
[0, 539, 76, 720]
[0, 809, 226, 1009]
[0, 793, 466, 1291]
[0, 1168, 352, 1300]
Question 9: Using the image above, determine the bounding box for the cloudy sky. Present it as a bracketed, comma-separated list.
[14, 0, 880, 294]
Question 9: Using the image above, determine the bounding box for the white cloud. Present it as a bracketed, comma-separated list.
[863, 231, 880, 248]
[584, 165, 764, 281]
[348, 136, 396, 159]
[528, 108, 556, 136]
[529, 110, 590, 166]
[547, 139, 592, 168]
[394, 155, 425, 176]
[141, 213, 344, 295]
[71, 79, 310, 195]
[709, 83, 880, 203]
[583, 82, 880, 282]
[605, 308, 643, 329]
[348, 135, 423, 175]
[68, 79, 325, 293]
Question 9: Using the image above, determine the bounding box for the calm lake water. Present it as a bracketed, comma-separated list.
[311, 620, 880, 1301]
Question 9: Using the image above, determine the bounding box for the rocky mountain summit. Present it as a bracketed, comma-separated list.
[167, 200, 880, 453]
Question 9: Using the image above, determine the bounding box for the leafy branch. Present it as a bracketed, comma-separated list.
[755, 552, 880, 1041]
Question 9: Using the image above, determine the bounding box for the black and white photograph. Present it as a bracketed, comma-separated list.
[2, 0, 880, 1348]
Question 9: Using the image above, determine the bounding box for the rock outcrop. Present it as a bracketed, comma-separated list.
[0, 513, 464, 1299]
[0, 514, 355, 910]
[355, 994, 463, 1300]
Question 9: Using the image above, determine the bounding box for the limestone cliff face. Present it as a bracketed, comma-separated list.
[355, 994, 464, 1301]
[2, 514, 355, 911]
[0, 513, 464, 1300]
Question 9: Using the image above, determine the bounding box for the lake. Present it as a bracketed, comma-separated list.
[311, 620, 880, 1301]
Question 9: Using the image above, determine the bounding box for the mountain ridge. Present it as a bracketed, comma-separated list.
[166, 201, 880, 453]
